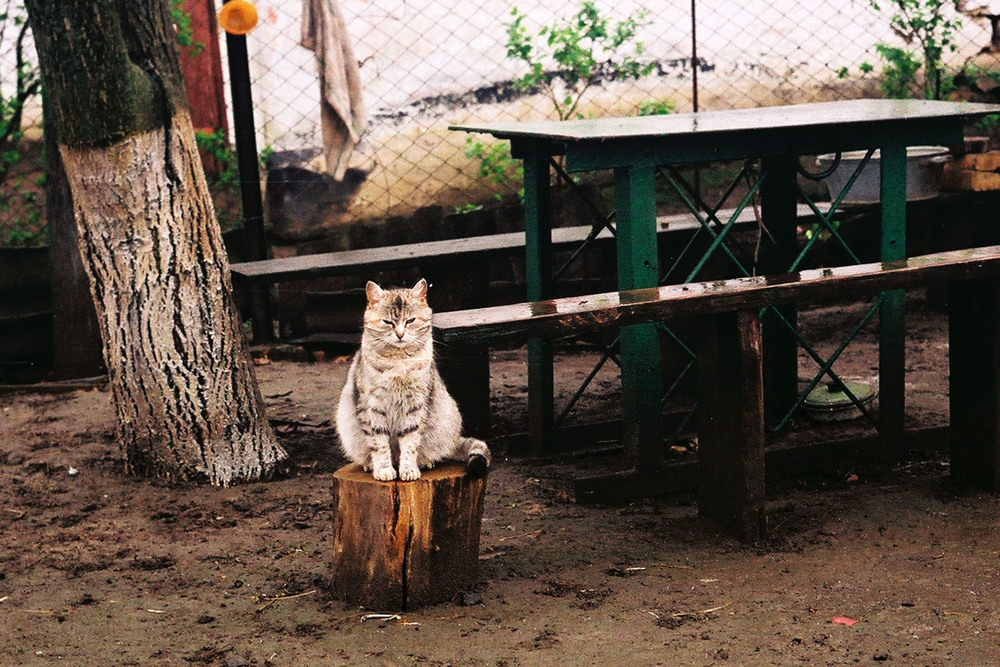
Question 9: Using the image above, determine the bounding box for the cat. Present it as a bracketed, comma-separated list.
[335, 278, 491, 481]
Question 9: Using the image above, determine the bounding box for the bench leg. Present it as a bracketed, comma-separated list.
[696, 309, 767, 541]
[620, 323, 664, 469]
[249, 284, 274, 342]
[437, 342, 491, 440]
[527, 338, 554, 452]
[428, 264, 492, 440]
[949, 277, 1000, 489]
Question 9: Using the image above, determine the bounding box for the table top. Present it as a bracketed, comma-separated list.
[450, 99, 1000, 142]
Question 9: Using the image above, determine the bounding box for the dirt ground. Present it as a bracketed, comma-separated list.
[2, 291, 1000, 666]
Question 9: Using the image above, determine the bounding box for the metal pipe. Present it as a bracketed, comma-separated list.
[690, 0, 698, 112]
[223, 8, 265, 262]
[223, 1, 272, 341]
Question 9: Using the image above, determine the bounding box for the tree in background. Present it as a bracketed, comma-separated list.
[505, 0, 655, 120]
[23, 0, 285, 485]
[869, 0, 964, 99]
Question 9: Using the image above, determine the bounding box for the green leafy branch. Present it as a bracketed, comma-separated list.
[194, 128, 274, 231]
[0, 10, 40, 186]
[463, 136, 524, 203]
[504, 1, 655, 120]
[868, 0, 962, 99]
[170, 0, 205, 58]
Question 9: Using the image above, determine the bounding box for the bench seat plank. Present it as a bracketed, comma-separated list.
[231, 232, 531, 284]
[229, 204, 819, 285]
[433, 245, 1000, 346]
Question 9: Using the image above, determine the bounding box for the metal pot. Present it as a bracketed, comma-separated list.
[802, 380, 878, 423]
[815, 146, 951, 206]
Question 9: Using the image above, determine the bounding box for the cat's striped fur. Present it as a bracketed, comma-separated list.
[335, 279, 490, 481]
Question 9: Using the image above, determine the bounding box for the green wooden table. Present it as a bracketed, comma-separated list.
[451, 99, 1000, 467]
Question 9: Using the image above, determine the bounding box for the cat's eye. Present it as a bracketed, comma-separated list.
[382, 319, 393, 326]
[405, 317, 416, 325]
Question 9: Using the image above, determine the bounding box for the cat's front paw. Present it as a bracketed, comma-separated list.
[372, 465, 397, 481]
[398, 463, 421, 481]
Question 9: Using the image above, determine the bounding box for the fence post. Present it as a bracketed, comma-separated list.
[223, 0, 272, 342]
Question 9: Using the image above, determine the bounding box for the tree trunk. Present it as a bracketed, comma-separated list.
[25, 0, 285, 485]
[45, 99, 105, 381]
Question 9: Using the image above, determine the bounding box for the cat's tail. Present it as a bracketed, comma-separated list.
[460, 437, 490, 479]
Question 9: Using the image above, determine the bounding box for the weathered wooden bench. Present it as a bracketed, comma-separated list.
[433, 244, 1000, 541]
[228, 207, 808, 284]
[230, 224, 622, 342]
[229, 206, 818, 341]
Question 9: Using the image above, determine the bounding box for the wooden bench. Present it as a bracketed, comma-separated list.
[433, 244, 1000, 541]
[228, 207, 815, 284]
[229, 206, 819, 341]
[230, 224, 623, 342]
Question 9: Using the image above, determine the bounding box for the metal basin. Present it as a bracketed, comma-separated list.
[816, 146, 950, 206]
[802, 380, 878, 423]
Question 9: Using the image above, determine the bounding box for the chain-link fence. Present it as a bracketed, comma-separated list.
[245, 0, 997, 220]
[2, 0, 998, 232]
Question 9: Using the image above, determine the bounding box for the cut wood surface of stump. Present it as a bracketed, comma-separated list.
[331, 461, 488, 610]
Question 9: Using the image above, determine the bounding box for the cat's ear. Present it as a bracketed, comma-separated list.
[366, 281, 384, 304]
[411, 278, 428, 302]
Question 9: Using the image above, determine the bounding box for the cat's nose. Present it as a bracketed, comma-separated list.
[394, 325, 406, 340]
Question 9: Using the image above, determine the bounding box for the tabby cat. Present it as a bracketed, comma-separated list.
[335, 278, 491, 481]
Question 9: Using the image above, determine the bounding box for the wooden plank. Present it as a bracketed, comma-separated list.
[231, 233, 527, 283]
[229, 205, 819, 285]
[949, 276, 1000, 489]
[452, 100, 1000, 144]
[433, 245, 1000, 346]
[695, 310, 766, 541]
[456, 101, 994, 170]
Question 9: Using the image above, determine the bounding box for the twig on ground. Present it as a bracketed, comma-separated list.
[672, 602, 732, 619]
[255, 589, 317, 613]
[360, 613, 401, 622]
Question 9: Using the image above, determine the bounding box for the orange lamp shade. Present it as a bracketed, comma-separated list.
[219, 0, 258, 35]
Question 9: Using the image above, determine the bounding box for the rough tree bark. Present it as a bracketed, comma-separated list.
[24, 0, 286, 485]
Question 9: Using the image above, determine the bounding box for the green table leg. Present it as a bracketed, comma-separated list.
[880, 141, 907, 453]
[759, 156, 800, 426]
[523, 143, 554, 452]
[614, 165, 663, 469]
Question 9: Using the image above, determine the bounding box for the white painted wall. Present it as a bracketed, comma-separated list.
[234, 0, 993, 155]
[3, 0, 996, 214]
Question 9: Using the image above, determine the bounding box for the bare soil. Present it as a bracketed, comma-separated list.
[3, 292, 1000, 666]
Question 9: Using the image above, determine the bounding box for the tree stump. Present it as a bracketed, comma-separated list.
[331, 461, 488, 610]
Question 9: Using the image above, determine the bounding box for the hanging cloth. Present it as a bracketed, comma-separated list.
[301, 0, 367, 179]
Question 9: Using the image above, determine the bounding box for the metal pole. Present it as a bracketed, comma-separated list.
[223, 1, 272, 341]
[690, 0, 698, 112]
[224, 30, 266, 260]
[691, 0, 701, 202]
